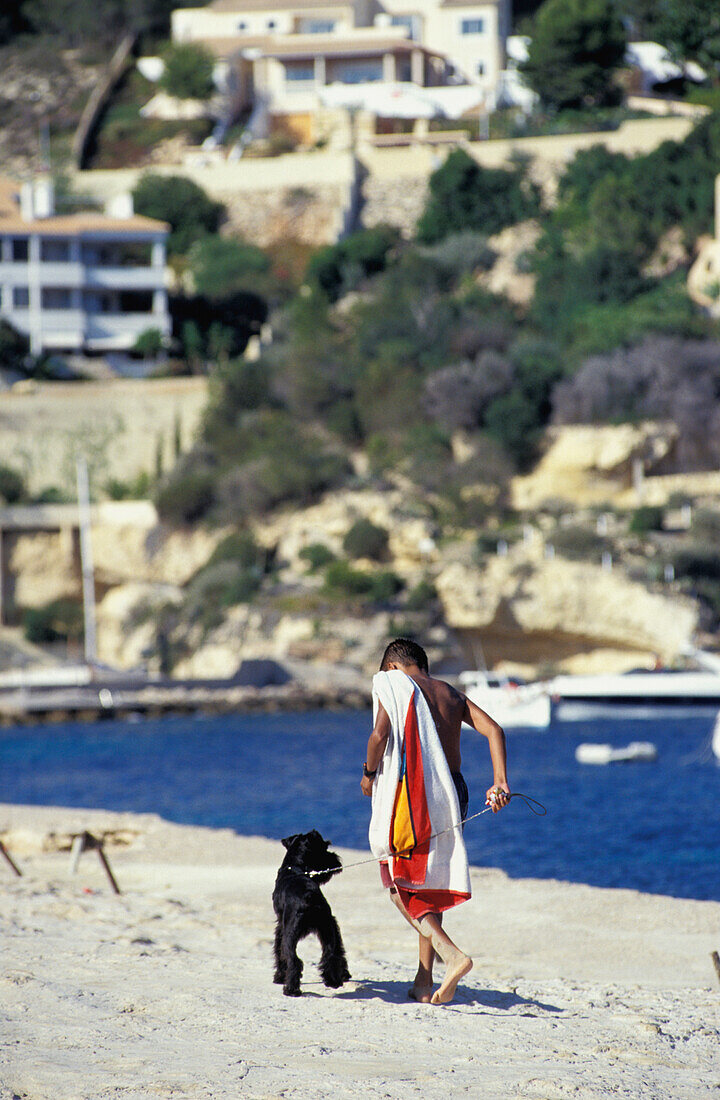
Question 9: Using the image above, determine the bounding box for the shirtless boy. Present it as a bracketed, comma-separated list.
[361, 638, 510, 1005]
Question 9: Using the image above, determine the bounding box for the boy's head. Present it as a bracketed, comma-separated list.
[380, 638, 429, 673]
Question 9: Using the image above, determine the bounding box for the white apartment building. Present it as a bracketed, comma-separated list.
[172, 0, 509, 119]
[0, 178, 171, 356]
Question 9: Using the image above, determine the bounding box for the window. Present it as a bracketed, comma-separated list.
[285, 62, 315, 83]
[476, 61, 485, 75]
[237, 20, 247, 30]
[460, 18, 484, 34]
[12, 286, 29, 308]
[330, 59, 383, 84]
[40, 239, 70, 263]
[11, 238, 28, 262]
[41, 287, 73, 310]
[298, 18, 335, 33]
[119, 290, 153, 313]
[266, 19, 276, 29]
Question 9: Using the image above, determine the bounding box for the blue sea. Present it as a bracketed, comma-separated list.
[1, 710, 718, 901]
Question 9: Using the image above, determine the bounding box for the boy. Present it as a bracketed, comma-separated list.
[361, 638, 510, 1004]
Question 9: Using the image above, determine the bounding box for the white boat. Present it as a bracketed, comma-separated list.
[712, 713, 720, 760]
[575, 741, 658, 765]
[551, 651, 720, 717]
[459, 670, 551, 729]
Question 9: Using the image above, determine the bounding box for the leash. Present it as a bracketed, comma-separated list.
[307, 792, 546, 878]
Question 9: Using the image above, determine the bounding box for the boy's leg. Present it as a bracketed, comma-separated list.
[387, 887, 434, 1002]
[409, 928, 435, 1002]
[418, 913, 473, 1005]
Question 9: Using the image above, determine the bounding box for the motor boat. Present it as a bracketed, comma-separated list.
[575, 741, 658, 764]
[458, 670, 551, 729]
[551, 649, 720, 718]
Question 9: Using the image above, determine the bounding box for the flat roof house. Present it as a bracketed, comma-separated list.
[0, 177, 171, 357]
[172, 0, 509, 120]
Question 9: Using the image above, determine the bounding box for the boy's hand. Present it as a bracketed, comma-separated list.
[361, 775, 374, 797]
[485, 783, 511, 813]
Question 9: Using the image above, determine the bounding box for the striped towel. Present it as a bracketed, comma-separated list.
[368, 670, 471, 919]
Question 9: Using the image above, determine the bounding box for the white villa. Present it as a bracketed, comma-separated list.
[172, 0, 510, 128]
[0, 177, 171, 357]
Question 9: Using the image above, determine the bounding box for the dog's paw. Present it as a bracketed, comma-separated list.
[283, 986, 302, 997]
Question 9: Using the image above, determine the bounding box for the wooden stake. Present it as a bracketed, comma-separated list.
[711, 951, 720, 986]
[69, 831, 121, 895]
[0, 839, 22, 877]
[96, 841, 121, 895]
[70, 833, 86, 874]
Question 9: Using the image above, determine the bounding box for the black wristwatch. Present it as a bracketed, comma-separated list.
[363, 762, 377, 779]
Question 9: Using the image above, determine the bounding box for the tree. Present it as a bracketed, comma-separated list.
[160, 42, 215, 100]
[520, 0, 627, 110]
[416, 149, 539, 244]
[132, 174, 223, 255]
[190, 235, 270, 299]
[653, 0, 720, 79]
[0, 319, 30, 374]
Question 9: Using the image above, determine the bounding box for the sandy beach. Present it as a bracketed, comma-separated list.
[1, 803, 718, 1100]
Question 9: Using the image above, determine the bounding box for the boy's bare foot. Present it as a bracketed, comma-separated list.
[430, 951, 473, 1005]
[408, 984, 433, 1003]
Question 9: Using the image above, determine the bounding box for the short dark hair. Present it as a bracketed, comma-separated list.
[380, 638, 429, 673]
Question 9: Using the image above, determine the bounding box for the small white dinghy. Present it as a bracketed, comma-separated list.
[575, 741, 658, 765]
[712, 712, 720, 760]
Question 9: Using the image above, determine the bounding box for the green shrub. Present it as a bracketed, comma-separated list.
[133, 328, 165, 358]
[324, 559, 375, 595]
[672, 547, 720, 582]
[160, 43, 215, 100]
[551, 524, 606, 561]
[0, 464, 26, 504]
[323, 560, 402, 601]
[185, 560, 261, 626]
[299, 543, 336, 572]
[405, 579, 437, 610]
[0, 319, 30, 373]
[155, 464, 216, 524]
[105, 472, 152, 500]
[190, 235, 270, 299]
[23, 599, 83, 645]
[369, 570, 403, 601]
[31, 486, 70, 504]
[342, 518, 389, 561]
[628, 506, 664, 535]
[519, 0, 626, 111]
[691, 509, 720, 543]
[132, 174, 224, 256]
[416, 148, 540, 245]
[205, 530, 262, 571]
[306, 224, 399, 301]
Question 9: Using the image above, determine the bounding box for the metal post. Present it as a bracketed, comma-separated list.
[76, 458, 97, 667]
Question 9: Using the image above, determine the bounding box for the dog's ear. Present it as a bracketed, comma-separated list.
[308, 829, 328, 846]
[282, 834, 300, 850]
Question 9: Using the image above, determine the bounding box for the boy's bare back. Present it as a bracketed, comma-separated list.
[406, 671, 501, 772]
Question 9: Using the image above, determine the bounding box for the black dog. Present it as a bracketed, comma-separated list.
[272, 830, 351, 997]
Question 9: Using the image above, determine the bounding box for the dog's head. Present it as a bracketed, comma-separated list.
[280, 829, 342, 883]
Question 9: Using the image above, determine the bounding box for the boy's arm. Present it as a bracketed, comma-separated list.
[361, 702, 391, 797]
[462, 694, 510, 813]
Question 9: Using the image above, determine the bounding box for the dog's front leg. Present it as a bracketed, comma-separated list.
[281, 931, 303, 996]
[319, 911, 351, 988]
[272, 919, 286, 984]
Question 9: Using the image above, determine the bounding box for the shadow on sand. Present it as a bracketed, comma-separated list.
[331, 979, 563, 1014]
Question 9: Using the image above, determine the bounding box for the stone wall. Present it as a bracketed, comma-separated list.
[219, 182, 349, 247]
[359, 175, 428, 238]
[0, 377, 208, 498]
